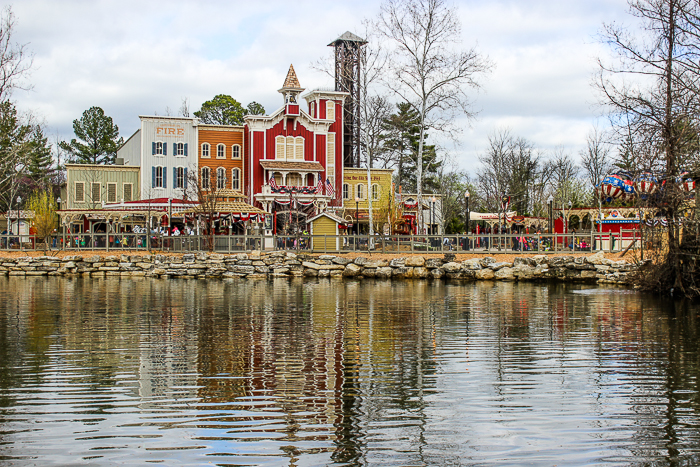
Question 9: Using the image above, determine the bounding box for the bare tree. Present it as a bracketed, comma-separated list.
[0, 6, 33, 100]
[179, 97, 190, 118]
[597, 0, 700, 294]
[378, 0, 491, 233]
[580, 126, 612, 193]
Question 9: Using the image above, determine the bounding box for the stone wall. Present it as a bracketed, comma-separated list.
[0, 251, 635, 285]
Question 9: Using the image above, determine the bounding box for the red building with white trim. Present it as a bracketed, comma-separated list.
[243, 65, 348, 234]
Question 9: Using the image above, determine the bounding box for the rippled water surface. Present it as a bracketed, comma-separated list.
[1, 277, 699, 466]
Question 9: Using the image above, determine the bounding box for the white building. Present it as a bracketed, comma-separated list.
[117, 116, 199, 201]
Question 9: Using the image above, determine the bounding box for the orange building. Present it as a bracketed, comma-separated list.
[197, 124, 245, 194]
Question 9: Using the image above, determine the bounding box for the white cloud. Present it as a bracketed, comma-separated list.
[8, 0, 631, 173]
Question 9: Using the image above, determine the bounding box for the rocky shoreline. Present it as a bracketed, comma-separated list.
[0, 251, 635, 285]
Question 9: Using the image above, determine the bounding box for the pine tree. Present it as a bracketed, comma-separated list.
[27, 126, 52, 187]
[59, 106, 123, 165]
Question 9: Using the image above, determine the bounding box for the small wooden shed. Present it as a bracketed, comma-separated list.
[307, 212, 348, 252]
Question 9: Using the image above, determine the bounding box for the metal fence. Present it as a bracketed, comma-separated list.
[0, 230, 642, 254]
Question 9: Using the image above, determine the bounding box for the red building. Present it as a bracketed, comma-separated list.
[244, 65, 348, 233]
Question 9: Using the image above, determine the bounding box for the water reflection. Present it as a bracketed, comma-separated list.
[0, 277, 698, 465]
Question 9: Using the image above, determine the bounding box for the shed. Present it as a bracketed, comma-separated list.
[308, 211, 348, 252]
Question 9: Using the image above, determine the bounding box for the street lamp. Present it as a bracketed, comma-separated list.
[547, 195, 553, 234]
[57, 197, 62, 210]
[567, 200, 572, 235]
[14, 196, 21, 235]
[464, 191, 470, 250]
[355, 196, 360, 235]
[431, 196, 436, 235]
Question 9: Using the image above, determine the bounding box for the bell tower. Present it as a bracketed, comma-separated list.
[278, 64, 304, 116]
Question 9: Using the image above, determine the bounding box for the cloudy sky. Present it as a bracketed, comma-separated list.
[8, 0, 632, 173]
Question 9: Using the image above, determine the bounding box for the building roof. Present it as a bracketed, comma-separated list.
[308, 211, 348, 225]
[328, 31, 368, 46]
[282, 64, 302, 89]
[206, 189, 247, 199]
[180, 201, 266, 216]
[260, 160, 324, 171]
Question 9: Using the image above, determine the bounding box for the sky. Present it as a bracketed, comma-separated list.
[8, 0, 633, 174]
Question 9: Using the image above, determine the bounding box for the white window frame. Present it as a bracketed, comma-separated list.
[294, 136, 304, 160]
[155, 141, 164, 156]
[343, 183, 350, 200]
[91, 182, 101, 203]
[216, 143, 225, 159]
[154, 166, 164, 188]
[286, 136, 294, 161]
[123, 183, 133, 202]
[107, 182, 117, 203]
[201, 167, 211, 190]
[201, 143, 210, 158]
[356, 183, 365, 200]
[176, 167, 185, 189]
[216, 167, 226, 190]
[75, 181, 85, 203]
[231, 168, 240, 190]
[276, 135, 286, 160]
[372, 183, 380, 200]
[176, 142, 185, 156]
[326, 101, 335, 120]
[231, 144, 241, 159]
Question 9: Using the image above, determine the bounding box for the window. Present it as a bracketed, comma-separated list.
[276, 135, 285, 160]
[326, 101, 335, 120]
[343, 183, 350, 200]
[356, 183, 365, 200]
[153, 141, 165, 156]
[202, 143, 210, 158]
[123, 183, 133, 202]
[175, 142, 186, 156]
[232, 144, 241, 159]
[287, 173, 301, 187]
[75, 182, 85, 203]
[91, 182, 101, 203]
[217, 167, 226, 190]
[153, 166, 164, 188]
[231, 168, 240, 190]
[294, 137, 304, 160]
[286, 136, 294, 160]
[310, 101, 315, 117]
[107, 183, 117, 203]
[326, 133, 335, 176]
[201, 167, 211, 190]
[175, 167, 186, 189]
[372, 183, 380, 200]
[217, 143, 225, 159]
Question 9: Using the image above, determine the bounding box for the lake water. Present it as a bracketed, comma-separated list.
[0, 277, 699, 466]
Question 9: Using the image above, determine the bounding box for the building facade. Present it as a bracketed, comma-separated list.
[197, 124, 245, 193]
[117, 116, 198, 201]
[341, 167, 393, 233]
[62, 163, 141, 210]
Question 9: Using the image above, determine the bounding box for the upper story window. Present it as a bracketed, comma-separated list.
[201, 167, 211, 190]
[326, 133, 335, 169]
[276, 135, 285, 160]
[175, 167, 186, 189]
[107, 183, 117, 203]
[356, 183, 365, 200]
[153, 141, 166, 156]
[310, 101, 315, 118]
[75, 182, 85, 203]
[294, 137, 304, 160]
[175, 142, 187, 156]
[372, 183, 380, 200]
[217, 143, 225, 159]
[231, 168, 240, 190]
[276, 135, 304, 160]
[123, 183, 133, 202]
[232, 144, 241, 159]
[153, 166, 165, 188]
[342, 183, 350, 200]
[202, 143, 210, 158]
[326, 101, 335, 121]
[216, 167, 226, 190]
[91, 182, 101, 203]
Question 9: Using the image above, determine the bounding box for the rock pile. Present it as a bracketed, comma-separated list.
[0, 251, 634, 284]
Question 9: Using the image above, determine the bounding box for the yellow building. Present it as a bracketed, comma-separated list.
[341, 168, 394, 233]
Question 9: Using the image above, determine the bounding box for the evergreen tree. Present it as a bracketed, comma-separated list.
[194, 95, 246, 125]
[59, 106, 123, 165]
[27, 126, 53, 187]
[246, 101, 265, 116]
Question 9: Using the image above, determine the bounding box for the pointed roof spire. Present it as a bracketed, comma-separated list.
[283, 64, 302, 89]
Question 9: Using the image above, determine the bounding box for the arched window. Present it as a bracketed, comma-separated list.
[216, 167, 226, 190]
[294, 136, 304, 160]
[356, 183, 365, 200]
[154, 141, 165, 156]
[372, 184, 380, 200]
[231, 144, 241, 159]
[201, 143, 210, 158]
[343, 183, 350, 200]
[231, 168, 240, 190]
[201, 167, 211, 190]
[217, 144, 225, 159]
[153, 166, 164, 188]
[286, 136, 294, 160]
[276, 135, 285, 160]
[176, 142, 185, 156]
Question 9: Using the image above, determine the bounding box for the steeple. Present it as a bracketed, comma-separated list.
[278, 64, 305, 105]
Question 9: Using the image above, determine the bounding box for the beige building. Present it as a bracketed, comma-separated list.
[340, 168, 394, 234]
[61, 163, 141, 210]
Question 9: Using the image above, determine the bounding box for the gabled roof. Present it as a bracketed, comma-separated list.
[282, 64, 302, 89]
[328, 31, 368, 46]
[308, 211, 348, 225]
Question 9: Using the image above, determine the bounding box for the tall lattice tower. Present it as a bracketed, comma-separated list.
[329, 31, 367, 168]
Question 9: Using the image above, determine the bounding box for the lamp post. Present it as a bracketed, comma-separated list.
[567, 200, 572, 236]
[431, 196, 436, 235]
[547, 195, 553, 234]
[15, 195, 21, 236]
[464, 191, 470, 250]
[355, 196, 360, 235]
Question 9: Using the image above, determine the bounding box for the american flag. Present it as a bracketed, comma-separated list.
[316, 176, 324, 194]
[325, 178, 335, 198]
[269, 173, 278, 189]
